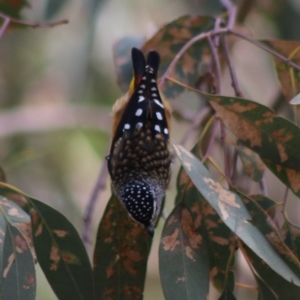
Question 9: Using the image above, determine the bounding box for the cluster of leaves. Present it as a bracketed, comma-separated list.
[1, 3, 300, 300]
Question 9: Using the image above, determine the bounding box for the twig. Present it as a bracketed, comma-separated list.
[159, 27, 229, 87]
[219, 0, 236, 29]
[0, 16, 10, 38]
[83, 157, 109, 248]
[207, 36, 222, 94]
[221, 35, 244, 97]
[0, 12, 68, 39]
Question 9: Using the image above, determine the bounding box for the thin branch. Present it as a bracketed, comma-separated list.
[159, 27, 229, 88]
[219, 0, 236, 29]
[0, 16, 10, 38]
[0, 13, 68, 39]
[83, 157, 109, 248]
[221, 35, 244, 97]
[207, 36, 222, 94]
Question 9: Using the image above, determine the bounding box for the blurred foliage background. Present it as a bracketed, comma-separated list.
[1, 0, 300, 299]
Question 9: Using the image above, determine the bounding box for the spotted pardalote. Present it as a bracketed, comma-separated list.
[107, 48, 171, 237]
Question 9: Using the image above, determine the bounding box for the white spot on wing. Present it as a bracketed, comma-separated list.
[164, 128, 169, 134]
[151, 79, 156, 83]
[138, 96, 145, 102]
[155, 125, 161, 132]
[135, 108, 143, 116]
[140, 84, 146, 89]
[136, 122, 143, 128]
[156, 112, 163, 120]
[152, 93, 157, 97]
[151, 87, 157, 91]
[124, 124, 130, 130]
[154, 99, 164, 108]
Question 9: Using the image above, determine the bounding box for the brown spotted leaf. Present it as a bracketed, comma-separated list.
[0, 196, 35, 260]
[172, 142, 300, 286]
[249, 194, 276, 219]
[0, 210, 36, 300]
[205, 95, 300, 171]
[240, 241, 300, 299]
[29, 198, 93, 300]
[159, 202, 209, 300]
[175, 143, 235, 292]
[263, 39, 300, 102]
[143, 15, 214, 99]
[235, 145, 265, 182]
[93, 194, 151, 300]
[281, 220, 300, 261]
[237, 191, 300, 279]
[0, 183, 93, 300]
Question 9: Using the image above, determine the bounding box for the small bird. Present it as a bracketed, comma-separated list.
[107, 48, 172, 237]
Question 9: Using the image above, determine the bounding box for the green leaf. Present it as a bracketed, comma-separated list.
[249, 195, 276, 218]
[175, 145, 235, 292]
[172, 142, 300, 286]
[159, 202, 209, 300]
[142, 15, 214, 99]
[235, 145, 265, 182]
[29, 199, 93, 300]
[240, 242, 300, 299]
[113, 36, 146, 92]
[205, 95, 300, 171]
[255, 274, 278, 300]
[0, 210, 36, 300]
[0, 183, 93, 300]
[93, 194, 151, 300]
[281, 219, 300, 261]
[237, 192, 300, 279]
[0, 196, 34, 261]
